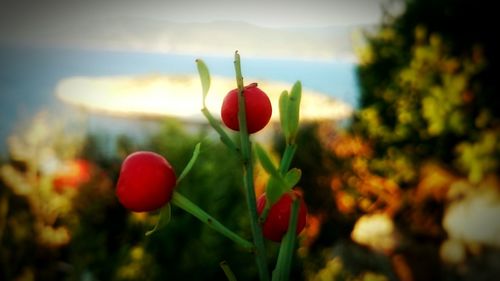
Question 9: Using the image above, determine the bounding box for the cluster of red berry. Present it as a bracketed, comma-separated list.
[116, 84, 306, 242]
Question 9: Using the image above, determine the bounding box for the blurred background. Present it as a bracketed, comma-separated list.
[1, 0, 499, 280]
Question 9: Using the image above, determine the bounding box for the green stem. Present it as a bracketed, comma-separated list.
[273, 144, 299, 280]
[272, 198, 300, 281]
[234, 51, 270, 281]
[171, 191, 254, 252]
[278, 144, 297, 175]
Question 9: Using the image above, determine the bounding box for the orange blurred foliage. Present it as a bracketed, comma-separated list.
[52, 159, 92, 192]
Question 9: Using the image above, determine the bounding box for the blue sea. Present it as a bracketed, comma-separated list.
[0, 46, 360, 156]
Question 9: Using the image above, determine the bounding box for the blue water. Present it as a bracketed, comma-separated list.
[0, 46, 360, 155]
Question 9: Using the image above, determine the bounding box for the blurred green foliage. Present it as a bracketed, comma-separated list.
[354, 0, 499, 185]
[0, 119, 272, 280]
[139, 122, 256, 280]
[282, 1, 500, 281]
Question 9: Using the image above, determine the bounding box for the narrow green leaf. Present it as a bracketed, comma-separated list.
[145, 203, 172, 236]
[287, 81, 302, 142]
[266, 176, 284, 205]
[171, 192, 255, 251]
[279, 90, 290, 139]
[256, 144, 295, 204]
[177, 142, 201, 184]
[201, 108, 239, 153]
[220, 261, 238, 281]
[255, 144, 280, 178]
[258, 204, 270, 224]
[196, 59, 211, 107]
[284, 168, 301, 190]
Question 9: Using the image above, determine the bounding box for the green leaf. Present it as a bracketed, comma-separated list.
[171, 192, 255, 251]
[145, 203, 172, 236]
[255, 143, 280, 178]
[255, 144, 296, 203]
[287, 81, 302, 142]
[279, 91, 290, 139]
[284, 168, 301, 189]
[177, 142, 201, 184]
[266, 176, 284, 205]
[196, 59, 211, 107]
[220, 261, 238, 281]
[201, 109, 239, 153]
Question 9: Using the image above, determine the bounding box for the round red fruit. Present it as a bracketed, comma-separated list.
[257, 191, 307, 242]
[116, 151, 176, 212]
[221, 83, 272, 134]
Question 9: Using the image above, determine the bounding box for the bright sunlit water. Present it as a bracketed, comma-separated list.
[0, 45, 360, 155]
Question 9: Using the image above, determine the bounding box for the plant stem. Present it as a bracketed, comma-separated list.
[171, 191, 255, 252]
[279, 144, 297, 175]
[272, 143, 299, 280]
[234, 51, 270, 281]
[272, 198, 300, 281]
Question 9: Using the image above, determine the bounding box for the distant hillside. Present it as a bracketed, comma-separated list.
[0, 16, 372, 60]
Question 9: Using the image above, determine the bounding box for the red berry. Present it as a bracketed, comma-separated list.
[221, 83, 272, 134]
[116, 151, 176, 212]
[257, 191, 307, 242]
